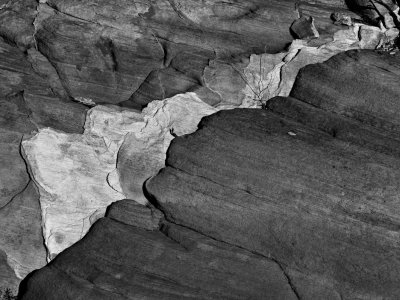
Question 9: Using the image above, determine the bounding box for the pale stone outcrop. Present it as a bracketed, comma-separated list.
[117, 93, 218, 204]
[207, 23, 397, 109]
[22, 93, 218, 259]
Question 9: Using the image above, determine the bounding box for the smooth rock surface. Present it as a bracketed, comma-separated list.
[145, 50, 400, 299]
[21, 107, 139, 260]
[106, 200, 163, 230]
[290, 50, 400, 132]
[19, 201, 298, 300]
[147, 107, 400, 299]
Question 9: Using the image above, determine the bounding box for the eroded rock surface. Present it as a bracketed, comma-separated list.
[205, 23, 398, 108]
[117, 93, 217, 204]
[18, 49, 400, 299]
[144, 50, 400, 299]
[0, 0, 396, 295]
[19, 200, 298, 300]
[22, 93, 218, 259]
[0, 37, 86, 291]
[31, 0, 300, 107]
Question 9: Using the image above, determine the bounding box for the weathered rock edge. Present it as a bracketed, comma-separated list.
[18, 200, 298, 300]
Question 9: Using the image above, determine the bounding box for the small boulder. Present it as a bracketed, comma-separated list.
[290, 16, 320, 39]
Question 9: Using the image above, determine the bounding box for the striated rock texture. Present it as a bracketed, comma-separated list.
[0, 0, 373, 293]
[205, 22, 398, 108]
[19, 200, 298, 300]
[32, 0, 298, 108]
[22, 93, 218, 260]
[144, 50, 400, 299]
[19, 50, 400, 299]
[28, 0, 360, 108]
[0, 37, 86, 292]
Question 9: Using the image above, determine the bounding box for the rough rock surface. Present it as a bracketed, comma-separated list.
[19, 200, 298, 300]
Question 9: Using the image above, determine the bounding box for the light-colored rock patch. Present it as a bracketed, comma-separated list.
[117, 93, 218, 204]
[207, 24, 397, 109]
[22, 93, 219, 259]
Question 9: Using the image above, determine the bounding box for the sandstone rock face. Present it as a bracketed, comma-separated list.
[0, 37, 86, 292]
[19, 49, 400, 299]
[31, 0, 300, 107]
[22, 92, 219, 260]
[0, 182, 46, 281]
[205, 23, 391, 109]
[19, 200, 298, 300]
[117, 93, 218, 204]
[144, 50, 400, 299]
[290, 50, 400, 132]
[0, 0, 395, 295]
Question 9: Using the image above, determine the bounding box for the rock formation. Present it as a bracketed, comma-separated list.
[1, 0, 400, 298]
[145, 50, 400, 299]
[18, 49, 400, 299]
[22, 93, 219, 261]
[20, 200, 299, 300]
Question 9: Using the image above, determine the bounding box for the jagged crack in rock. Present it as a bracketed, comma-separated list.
[205, 22, 398, 109]
[22, 93, 220, 259]
[2, 0, 400, 296]
[117, 93, 218, 204]
[145, 50, 400, 299]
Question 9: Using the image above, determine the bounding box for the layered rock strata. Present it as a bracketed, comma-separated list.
[19, 49, 400, 299]
[19, 200, 299, 299]
[1, 0, 397, 294]
[145, 50, 400, 299]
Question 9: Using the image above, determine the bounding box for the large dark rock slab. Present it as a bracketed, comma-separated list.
[290, 50, 400, 133]
[19, 200, 298, 300]
[144, 50, 400, 299]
